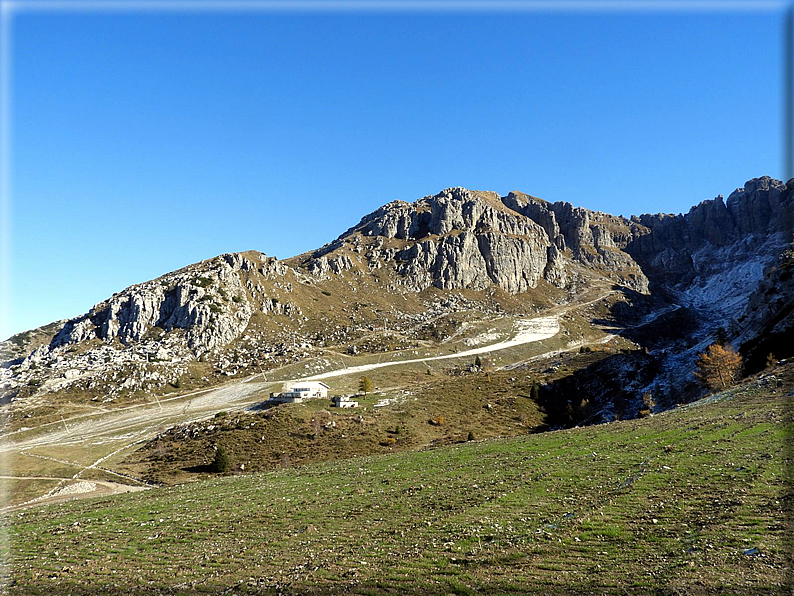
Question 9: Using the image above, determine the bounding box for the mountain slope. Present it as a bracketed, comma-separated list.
[2, 176, 792, 425]
[5, 361, 791, 595]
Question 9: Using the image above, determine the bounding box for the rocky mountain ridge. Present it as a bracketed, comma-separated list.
[311, 186, 649, 294]
[2, 176, 792, 417]
[627, 177, 793, 313]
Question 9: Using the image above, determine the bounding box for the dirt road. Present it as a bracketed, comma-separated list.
[2, 314, 562, 453]
[304, 316, 559, 381]
[1, 476, 148, 512]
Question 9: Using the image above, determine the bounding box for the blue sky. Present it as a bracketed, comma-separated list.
[1, 1, 790, 339]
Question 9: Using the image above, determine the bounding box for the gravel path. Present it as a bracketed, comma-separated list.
[302, 316, 559, 381]
[1, 477, 149, 512]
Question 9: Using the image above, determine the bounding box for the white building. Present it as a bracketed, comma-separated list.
[331, 395, 359, 408]
[269, 381, 330, 404]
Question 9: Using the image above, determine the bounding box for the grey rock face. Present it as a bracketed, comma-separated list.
[734, 241, 794, 371]
[727, 176, 793, 236]
[547, 202, 594, 253]
[52, 253, 264, 352]
[502, 191, 647, 290]
[308, 254, 355, 278]
[627, 177, 794, 291]
[543, 245, 568, 287]
[354, 187, 543, 240]
[394, 232, 493, 292]
[346, 188, 559, 293]
[501, 191, 565, 249]
[476, 232, 550, 293]
[326, 186, 649, 293]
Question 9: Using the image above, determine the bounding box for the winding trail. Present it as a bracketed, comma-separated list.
[2, 477, 147, 512]
[304, 316, 559, 381]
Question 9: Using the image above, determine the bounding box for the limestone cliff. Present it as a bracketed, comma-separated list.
[626, 176, 794, 319]
[50, 253, 289, 353]
[312, 186, 649, 294]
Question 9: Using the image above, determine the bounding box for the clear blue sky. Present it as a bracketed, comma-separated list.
[2, 1, 790, 340]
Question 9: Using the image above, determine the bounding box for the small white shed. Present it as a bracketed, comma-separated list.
[269, 381, 330, 403]
[331, 395, 359, 408]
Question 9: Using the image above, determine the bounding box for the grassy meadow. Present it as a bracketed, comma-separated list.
[3, 364, 791, 595]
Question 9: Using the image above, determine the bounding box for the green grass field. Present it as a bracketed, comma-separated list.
[3, 364, 791, 595]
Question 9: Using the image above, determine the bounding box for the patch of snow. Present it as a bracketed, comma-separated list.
[682, 252, 766, 318]
[681, 234, 784, 320]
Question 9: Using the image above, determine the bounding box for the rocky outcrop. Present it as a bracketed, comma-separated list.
[627, 177, 793, 285]
[393, 232, 492, 291]
[502, 192, 647, 290]
[388, 229, 555, 294]
[351, 188, 545, 240]
[618, 176, 794, 334]
[736, 241, 794, 371]
[326, 187, 565, 293]
[501, 192, 565, 249]
[308, 254, 355, 278]
[317, 186, 651, 293]
[51, 253, 267, 352]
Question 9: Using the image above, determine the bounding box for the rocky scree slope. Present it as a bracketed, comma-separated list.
[1, 177, 792, 416]
[625, 177, 794, 392]
[627, 176, 793, 317]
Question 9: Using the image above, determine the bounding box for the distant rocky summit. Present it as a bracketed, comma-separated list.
[2, 176, 792, 414]
[628, 177, 792, 298]
[312, 186, 648, 293]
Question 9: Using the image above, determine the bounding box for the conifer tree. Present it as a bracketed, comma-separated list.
[695, 343, 742, 391]
[212, 445, 229, 473]
[359, 376, 374, 394]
